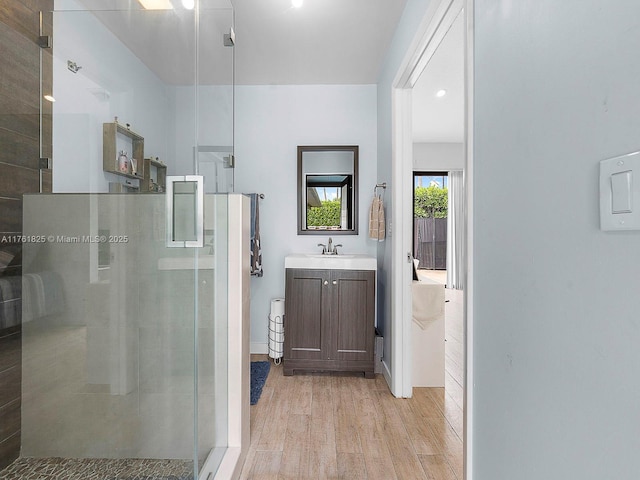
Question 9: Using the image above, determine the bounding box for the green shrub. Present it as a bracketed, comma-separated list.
[415, 185, 448, 218]
[307, 199, 341, 227]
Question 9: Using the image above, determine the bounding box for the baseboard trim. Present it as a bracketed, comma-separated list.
[382, 358, 393, 394]
[250, 342, 268, 355]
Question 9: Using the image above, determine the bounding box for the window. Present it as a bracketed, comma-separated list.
[413, 172, 448, 270]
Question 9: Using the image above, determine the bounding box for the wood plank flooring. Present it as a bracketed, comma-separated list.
[242, 286, 464, 480]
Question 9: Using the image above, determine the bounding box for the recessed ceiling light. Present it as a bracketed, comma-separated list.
[182, 0, 194, 9]
[436, 89, 447, 98]
[292, 0, 303, 8]
[43, 94, 56, 102]
[138, 0, 173, 10]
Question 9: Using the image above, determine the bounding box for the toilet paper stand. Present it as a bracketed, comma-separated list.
[268, 298, 285, 364]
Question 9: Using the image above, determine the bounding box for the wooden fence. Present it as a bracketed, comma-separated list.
[414, 217, 447, 270]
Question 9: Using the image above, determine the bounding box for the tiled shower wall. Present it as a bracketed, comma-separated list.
[0, 0, 53, 469]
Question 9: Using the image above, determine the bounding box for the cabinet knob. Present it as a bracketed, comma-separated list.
[323, 280, 329, 285]
[332, 280, 337, 285]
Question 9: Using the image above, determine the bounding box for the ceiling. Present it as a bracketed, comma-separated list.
[232, 0, 407, 85]
[76, 0, 407, 86]
[411, 11, 465, 143]
[72, 0, 461, 142]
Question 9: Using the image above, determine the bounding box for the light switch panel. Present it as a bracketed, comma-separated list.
[600, 151, 640, 231]
[611, 171, 632, 214]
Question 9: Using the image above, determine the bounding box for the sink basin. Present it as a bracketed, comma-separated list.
[305, 254, 355, 259]
[285, 253, 376, 270]
[158, 255, 215, 270]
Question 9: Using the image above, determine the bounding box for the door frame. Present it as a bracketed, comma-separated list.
[390, 0, 474, 477]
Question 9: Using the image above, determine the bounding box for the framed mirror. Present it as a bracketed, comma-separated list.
[298, 145, 358, 235]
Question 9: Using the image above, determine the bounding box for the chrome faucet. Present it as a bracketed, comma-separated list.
[318, 237, 341, 255]
[318, 237, 343, 255]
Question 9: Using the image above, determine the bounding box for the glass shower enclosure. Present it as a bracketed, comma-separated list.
[2, 1, 240, 479]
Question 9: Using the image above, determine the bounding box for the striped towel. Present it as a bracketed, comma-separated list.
[249, 194, 263, 277]
[369, 195, 386, 241]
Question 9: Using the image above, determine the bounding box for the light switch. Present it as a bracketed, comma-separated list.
[611, 170, 632, 214]
[600, 151, 640, 231]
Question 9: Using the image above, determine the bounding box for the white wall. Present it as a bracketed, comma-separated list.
[52, 4, 173, 193]
[172, 85, 234, 177]
[474, 1, 640, 478]
[234, 85, 378, 352]
[376, 0, 433, 376]
[413, 142, 464, 171]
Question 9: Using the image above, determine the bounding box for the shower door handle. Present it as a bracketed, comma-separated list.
[166, 175, 204, 248]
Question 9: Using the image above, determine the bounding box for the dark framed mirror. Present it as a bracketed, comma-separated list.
[298, 145, 358, 235]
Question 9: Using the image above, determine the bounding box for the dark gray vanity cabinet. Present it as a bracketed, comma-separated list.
[283, 268, 375, 378]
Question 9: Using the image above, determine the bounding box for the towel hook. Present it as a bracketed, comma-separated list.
[374, 182, 387, 195]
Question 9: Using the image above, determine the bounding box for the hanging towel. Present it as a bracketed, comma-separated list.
[249, 194, 263, 277]
[369, 195, 386, 241]
[21, 271, 65, 323]
[369, 196, 379, 239]
[377, 195, 386, 241]
[412, 275, 445, 329]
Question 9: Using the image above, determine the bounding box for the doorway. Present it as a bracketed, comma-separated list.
[390, 0, 472, 477]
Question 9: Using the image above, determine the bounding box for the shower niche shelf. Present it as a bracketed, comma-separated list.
[103, 122, 144, 181]
[142, 157, 167, 193]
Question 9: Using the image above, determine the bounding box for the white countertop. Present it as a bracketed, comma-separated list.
[285, 253, 377, 271]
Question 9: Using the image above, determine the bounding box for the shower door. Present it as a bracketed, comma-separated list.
[13, 2, 235, 479]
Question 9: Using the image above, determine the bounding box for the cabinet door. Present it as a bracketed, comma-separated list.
[330, 270, 375, 361]
[284, 269, 330, 360]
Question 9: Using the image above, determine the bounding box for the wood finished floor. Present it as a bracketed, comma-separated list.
[242, 285, 464, 480]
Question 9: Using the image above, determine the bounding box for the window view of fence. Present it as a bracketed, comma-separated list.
[414, 173, 448, 270]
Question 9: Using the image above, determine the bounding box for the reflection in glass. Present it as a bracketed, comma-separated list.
[305, 174, 353, 230]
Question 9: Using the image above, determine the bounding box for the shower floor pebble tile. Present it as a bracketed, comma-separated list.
[0, 457, 194, 480]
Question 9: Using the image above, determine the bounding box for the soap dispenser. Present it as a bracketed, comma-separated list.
[118, 150, 129, 173]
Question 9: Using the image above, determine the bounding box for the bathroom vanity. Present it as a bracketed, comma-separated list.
[283, 254, 376, 378]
